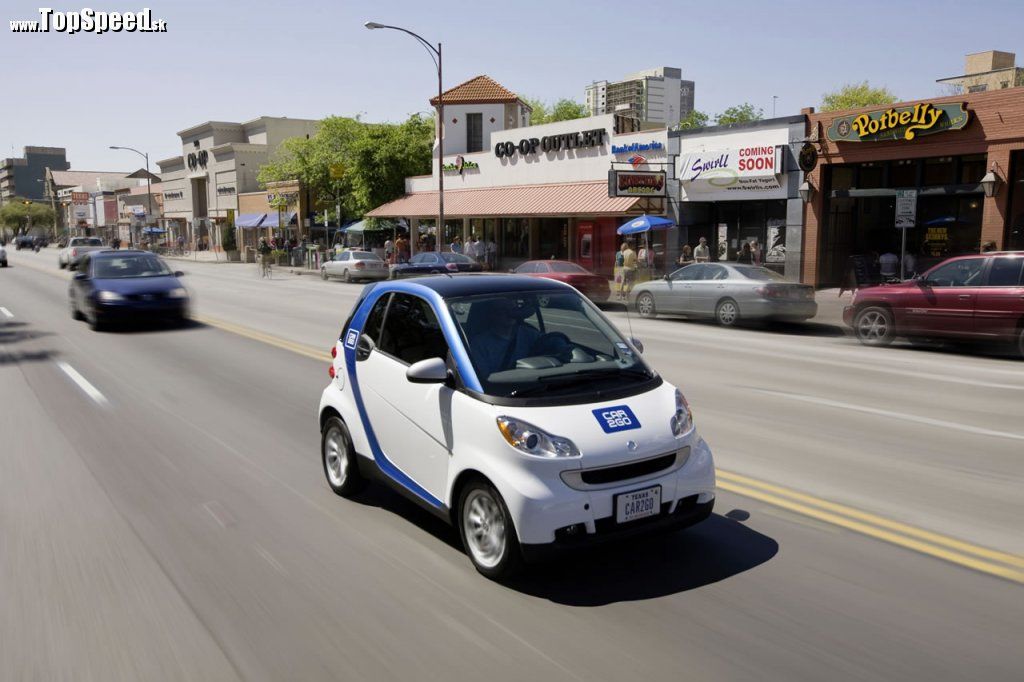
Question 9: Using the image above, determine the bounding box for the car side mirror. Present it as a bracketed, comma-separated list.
[630, 337, 644, 354]
[663, 274, 671, 282]
[356, 333, 375, 362]
[72, 272, 88, 280]
[406, 357, 449, 384]
[174, 270, 185, 277]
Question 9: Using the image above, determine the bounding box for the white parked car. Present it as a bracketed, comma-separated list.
[321, 250, 389, 282]
[58, 237, 105, 270]
[318, 275, 716, 579]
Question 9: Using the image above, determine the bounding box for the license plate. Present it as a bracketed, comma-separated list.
[615, 485, 661, 523]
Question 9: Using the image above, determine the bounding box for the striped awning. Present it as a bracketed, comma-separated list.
[366, 181, 640, 218]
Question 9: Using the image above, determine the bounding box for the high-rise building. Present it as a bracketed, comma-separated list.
[937, 50, 1024, 94]
[0, 146, 70, 205]
[585, 67, 694, 125]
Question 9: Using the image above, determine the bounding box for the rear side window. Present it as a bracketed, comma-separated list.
[377, 294, 449, 365]
[986, 257, 1024, 286]
[361, 294, 390, 344]
[515, 262, 539, 274]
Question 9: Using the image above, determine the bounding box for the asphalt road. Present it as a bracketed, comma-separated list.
[2, 248, 1022, 681]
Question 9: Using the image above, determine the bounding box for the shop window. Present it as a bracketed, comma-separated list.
[502, 218, 529, 259]
[1008, 150, 1024, 250]
[890, 159, 917, 188]
[959, 154, 986, 185]
[968, 84, 988, 93]
[856, 162, 885, 189]
[923, 157, 955, 186]
[466, 114, 483, 153]
[830, 166, 855, 191]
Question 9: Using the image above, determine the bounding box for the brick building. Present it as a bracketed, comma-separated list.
[801, 89, 1024, 286]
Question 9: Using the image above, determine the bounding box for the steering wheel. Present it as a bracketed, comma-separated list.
[529, 332, 574, 361]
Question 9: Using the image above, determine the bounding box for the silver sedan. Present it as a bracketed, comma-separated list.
[631, 263, 817, 326]
[320, 250, 389, 283]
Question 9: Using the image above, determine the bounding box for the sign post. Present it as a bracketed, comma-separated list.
[895, 189, 918, 280]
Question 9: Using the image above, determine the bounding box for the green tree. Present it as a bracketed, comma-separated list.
[0, 199, 55, 237]
[820, 82, 898, 111]
[346, 115, 434, 215]
[715, 103, 763, 125]
[522, 97, 548, 124]
[678, 110, 710, 129]
[548, 98, 588, 122]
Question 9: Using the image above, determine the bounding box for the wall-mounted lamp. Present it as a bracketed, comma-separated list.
[980, 167, 1001, 198]
[799, 180, 814, 203]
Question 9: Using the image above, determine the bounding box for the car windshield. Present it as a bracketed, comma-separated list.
[448, 290, 654, 399]
[736, 266, 787, 281]
[550, 262, 588, 274]
[441, 253, 475, 264]
[93, 254, 173, 278]
[351, 251, 382, 261]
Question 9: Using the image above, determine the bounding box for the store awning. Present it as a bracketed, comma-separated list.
[365, 181, 641, 218]
[262, 211, 297, 228]
[236, 213, 266, 228]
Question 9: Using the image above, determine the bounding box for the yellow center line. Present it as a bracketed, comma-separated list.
[194, 315, 328, 362]
[717, 479, 1024, 584]
[717, 470, 1024, 569]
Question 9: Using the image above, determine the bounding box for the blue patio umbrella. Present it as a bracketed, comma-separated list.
[924, 216, 963, 226]
[616, 214, 675, 235]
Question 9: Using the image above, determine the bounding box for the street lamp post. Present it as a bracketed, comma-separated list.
[366, 21, 443, 253]
[110, 145, 154, 247]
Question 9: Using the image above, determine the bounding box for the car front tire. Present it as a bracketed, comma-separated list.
[321, 416, 365, 497]
[69, 297, 83, 321]
[636, 292, 657, 318]
[320, 267, 328, 280]
[1016, 326, 1024, 359]
[457, 479, 522, 581]
[854, 306, 895, 346]
[343, 269, 351, 283]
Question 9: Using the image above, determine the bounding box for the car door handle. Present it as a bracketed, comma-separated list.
[958, 294, 971, 300]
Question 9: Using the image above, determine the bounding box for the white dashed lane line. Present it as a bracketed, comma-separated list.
[57, 361, 110, 407]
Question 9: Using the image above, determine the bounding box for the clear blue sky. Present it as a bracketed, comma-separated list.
[2, 0, 1021, 171]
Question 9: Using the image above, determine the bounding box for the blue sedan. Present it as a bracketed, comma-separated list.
[391, 251, 483, 279]
[69, 250, 190, 330]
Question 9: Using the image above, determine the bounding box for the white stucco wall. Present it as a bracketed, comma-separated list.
[408, 114, 670, 193]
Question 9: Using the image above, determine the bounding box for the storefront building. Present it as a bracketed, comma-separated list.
[802, 89, 1024, 286]
[366, 76, 672, 276]
[157, 116, 319, 249]
[672, 116, 807, 279]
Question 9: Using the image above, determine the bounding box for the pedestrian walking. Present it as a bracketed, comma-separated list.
[737, 241, 754, 264]
[677, 244, 694, 267]
[485, 237, 497, 270]
[694, 236, 710, 263]
[879, 250, 899, 280]
[618, 242, 637, 300]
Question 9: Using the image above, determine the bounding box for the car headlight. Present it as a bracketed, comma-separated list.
[496, 416, 580, 458]
[670, 389, 693, 437]
[167, 287, 189, 299]
[97, 291, 125, 302]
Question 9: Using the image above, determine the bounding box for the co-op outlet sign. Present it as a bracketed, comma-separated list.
[494, 128, 607, 159]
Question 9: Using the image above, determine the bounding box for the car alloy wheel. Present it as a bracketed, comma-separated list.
[854, 306, 895, 346]
[343, 269, 351, 283]
[321, 416, 364, 497]
[716, 299, 739, 326]
[458, 481, 521, 580]
[636, 293, 656, 318]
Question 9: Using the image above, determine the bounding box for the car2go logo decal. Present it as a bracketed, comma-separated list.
[593, 405, 641, 433]
[344, 329, 359, 349]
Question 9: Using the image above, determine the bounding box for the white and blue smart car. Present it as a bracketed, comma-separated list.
[319, 275, 716, 579]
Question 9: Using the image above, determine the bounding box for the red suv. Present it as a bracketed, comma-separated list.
[844, 252, 1024, 357]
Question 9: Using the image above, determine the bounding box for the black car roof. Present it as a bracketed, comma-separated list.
[397, 273, 572, 297]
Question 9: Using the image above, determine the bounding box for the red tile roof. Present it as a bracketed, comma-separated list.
[366, 181, 639, 218]
[430, 75, 522, 105]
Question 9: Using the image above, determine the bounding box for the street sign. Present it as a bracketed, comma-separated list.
[895, 189, 917, 229]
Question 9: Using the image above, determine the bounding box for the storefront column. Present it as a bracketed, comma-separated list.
[982, 148, 1013, 249]
[528, 218, 540, 260]
[801, 164, 825, 286]
[567, 218, 577, 261]
[462, 217, 471, 245]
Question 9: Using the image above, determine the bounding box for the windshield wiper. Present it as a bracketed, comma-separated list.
[539, 368, 651, 384]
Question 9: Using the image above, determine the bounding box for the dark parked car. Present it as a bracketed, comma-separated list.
[844, 252, 1024, 356]
[14, 235, 36, 250]
[512, 260, 611, 302]
[69, 250, 190, 331]
[391, 251, 483, 278]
